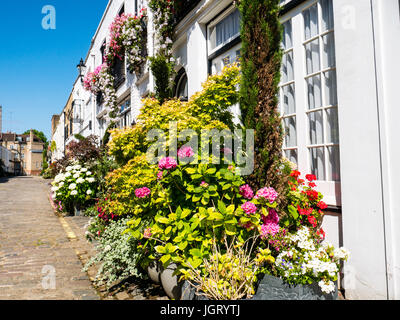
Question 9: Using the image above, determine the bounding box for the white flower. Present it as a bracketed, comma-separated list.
[69, 183, 77, 190]
[51, 186, 59, 192]
[76, 178, 85, 184]
[86, 177, 95, 183]
[318, 280, 335, 294]
[71, 190, 78, 196]
[86, 171, 92, 176]
[73, 173, 80, 179]
[104, 245, 112, 252]
[73, 165, 82, 170]
[81, 168, 88, 172]
[87, 189, 93, 195]
[66, 166, 73, 172]
[64, 172, 72, 178]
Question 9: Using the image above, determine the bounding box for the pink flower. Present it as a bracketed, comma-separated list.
[135, 187, 151, 198]
[200, 181, 209, 188]
[157, 171, 163, 180]
[261, 223, 280, 238]
[178, 146, 194, 159]
[262, 208, 279, 225]
[143, 228, 152, 239]
[241, 202, 257, 215]
[254, 187, 278, 203]
[239, 184, 254, 200]
[158, 157, 178, 170]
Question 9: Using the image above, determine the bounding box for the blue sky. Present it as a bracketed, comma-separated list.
[0, 0, 109, 140]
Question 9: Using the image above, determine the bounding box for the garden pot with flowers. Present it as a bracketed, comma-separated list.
[51, 163, 97, 216]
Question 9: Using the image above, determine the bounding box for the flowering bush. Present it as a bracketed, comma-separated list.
[51, 162, 97, 213]
[281, 170, 327, 234]
[83, 218, 145, 288]
[274, 226, 350, 294]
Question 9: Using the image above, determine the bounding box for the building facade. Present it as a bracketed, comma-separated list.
[0, 131, 45, 176]
[50, 0, 400, 299]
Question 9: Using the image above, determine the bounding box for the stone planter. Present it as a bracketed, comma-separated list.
[147, 261, 162, 284]
[252, 274, 338, 300]
[181, 275, 338, 300]
[160, 263, 183, 300]
[74, 204, 82, 216]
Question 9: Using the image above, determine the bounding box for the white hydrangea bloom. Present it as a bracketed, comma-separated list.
[69, 183, 77, 190]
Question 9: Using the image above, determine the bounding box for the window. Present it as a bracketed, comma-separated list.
[208, 8, 241, 54]
[118, 3, 125, 16]
[208, 6, 242, 75]
[100, 40, 107, 64]
[174, 69, 188, 101]
[279, 0, 340, 205]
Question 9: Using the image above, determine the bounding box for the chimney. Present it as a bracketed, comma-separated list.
[0, 105, 2, 134]
[30, 129, 34, 144]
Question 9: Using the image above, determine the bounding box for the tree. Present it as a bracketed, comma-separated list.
[23, 129, 48, 144]
[238, 0, 288, 204]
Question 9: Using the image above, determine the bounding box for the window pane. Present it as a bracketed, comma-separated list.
[304, 4, 319, 40]
[309, 110, 324, 145]
[326, 107, 339, 144]
[327, 145, 340, 181]
[282, 20, 293, 50]
[216, 9, 241, 48]
[310, 147, 325, 180]
[285, 149, 298, 165]
[283, 83, 296, 115]
[305, 39, 320, 75]
[321, 0, 334, 32]
[307, 75, 322, 109]
[322, 32, 336, 69]
[284, 116, 297, 148]
[282, 50, 294, 83]
[324, 70, 338, 106]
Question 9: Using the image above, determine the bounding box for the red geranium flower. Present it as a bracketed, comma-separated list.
[290, 170, 301, 178]
[317, 201, 328, 210]
[306, 189, 319, 201]
[306, 174, 317, 182]
[307, 215, 317, 228]
[308, 182, 316, 188]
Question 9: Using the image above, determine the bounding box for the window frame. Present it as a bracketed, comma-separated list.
[280, 0, 341, 206]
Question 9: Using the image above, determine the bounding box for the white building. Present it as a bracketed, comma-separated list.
[51, 0, 400, 299]
[0, 145, 13, 174]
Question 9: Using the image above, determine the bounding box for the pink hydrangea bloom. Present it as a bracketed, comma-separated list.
[261, 223, 280, 238]
[255, 187, 278, 203]
[200, 181, 209, 188]
[135, 187, 151, 198]
[241, 202, 258, 215]
[157, 171, 163, 180]
[239, 184, 254, 200]
[158, 157, 178, 170]
[178, 146, 194, 159]
[262, 208, 279, 225]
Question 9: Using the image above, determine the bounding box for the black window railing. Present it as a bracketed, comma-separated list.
[173, 0, 202, 25]
[112, 54, 126, 89]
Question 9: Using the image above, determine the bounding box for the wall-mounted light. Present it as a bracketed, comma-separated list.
[77, 58, 87, 83]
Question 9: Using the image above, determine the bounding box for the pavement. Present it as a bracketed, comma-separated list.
[0, 176, 100, 300]
[0, 175, 168, 301]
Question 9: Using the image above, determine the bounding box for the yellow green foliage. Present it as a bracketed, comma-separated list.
[104, 155, 158, 216]
[108, 64, 240, 165]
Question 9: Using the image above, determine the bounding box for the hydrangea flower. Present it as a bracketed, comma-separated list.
[239, 184, 254, 200]
[241, 202, 257, 215]
[158, 157, 178, 170]
[255, 187, 278, 203]
[263, 208, 279, 225]
[261, 223, 280, 238]
[178, 146, 194, 159]
[135, 187, 151, 198]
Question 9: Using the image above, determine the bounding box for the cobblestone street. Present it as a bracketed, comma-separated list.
[0, 176, 100, 300]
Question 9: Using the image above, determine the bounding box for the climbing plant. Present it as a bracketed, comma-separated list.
[238, 0, 288, 205]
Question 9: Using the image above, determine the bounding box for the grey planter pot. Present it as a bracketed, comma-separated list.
[181, 275, 338, 300]
[252, 274, 338, 300]
[74, 205, 82, 216]
[147, 261, 162, 284]
[160, 263, 183, 300]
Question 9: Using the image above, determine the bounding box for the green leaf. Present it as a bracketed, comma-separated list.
[206, 168, 217, 175]
[155, 246, 166, 254]
[218, 200, 227, 214]
[190, 248, 202, 257]
[180, 209, 191, 219]
[160, 254, 171, 266]
[156, 216, 170, 224]
[178, 241, 188, 251]
[288, 205, 299, 220]
[186, 168, 197, 175]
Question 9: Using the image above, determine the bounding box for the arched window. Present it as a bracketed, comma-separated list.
[174, 68, 188, 101]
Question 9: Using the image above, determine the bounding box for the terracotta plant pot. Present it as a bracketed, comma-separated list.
[160, 263, 183, 300]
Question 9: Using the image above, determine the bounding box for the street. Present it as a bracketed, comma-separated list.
[0, 176, 99, 300]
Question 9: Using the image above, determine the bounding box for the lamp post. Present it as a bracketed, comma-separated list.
[77, 58, 87, 83]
